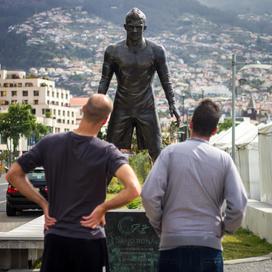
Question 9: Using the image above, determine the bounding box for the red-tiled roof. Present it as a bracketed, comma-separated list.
[70, 97, 88, 106]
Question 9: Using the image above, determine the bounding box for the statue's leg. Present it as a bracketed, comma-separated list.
[135, 109, 161, 162]
[107, 109, 134, 150]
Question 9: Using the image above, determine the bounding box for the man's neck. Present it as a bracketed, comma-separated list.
[190, 132, 211, 142]
[73, 121, 99, 137]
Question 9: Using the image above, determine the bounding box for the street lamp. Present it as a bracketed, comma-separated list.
[231, 54, 272, 163]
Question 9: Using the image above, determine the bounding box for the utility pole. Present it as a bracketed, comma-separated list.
[231, 54, 236, 163]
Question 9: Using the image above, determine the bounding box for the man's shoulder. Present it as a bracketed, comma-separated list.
[91, 137, 121, 153]
[163, 140, 230, 157]
[39, 132, 68, 144]
[92, 137, 113, 148]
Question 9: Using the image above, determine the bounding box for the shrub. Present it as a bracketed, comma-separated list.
[129, 151, 152, 184]
[126, 197, 142, 209]
[107, 177, 124, 194]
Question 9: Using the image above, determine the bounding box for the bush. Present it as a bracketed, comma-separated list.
[129, 151, 152, 184]
[126, 197, 142, 209]
[107, 177, 124, 194]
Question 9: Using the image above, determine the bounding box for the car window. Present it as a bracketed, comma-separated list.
[27, 170, 46, 183]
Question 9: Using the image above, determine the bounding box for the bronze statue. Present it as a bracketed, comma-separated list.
[98, 7, 180, 161]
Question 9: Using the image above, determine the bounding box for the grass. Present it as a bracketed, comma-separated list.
[223, 228, 272, 260]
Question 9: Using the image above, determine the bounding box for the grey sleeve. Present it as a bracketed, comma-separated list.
[141, 150, 169, 235]
[223, 155, 248, 233]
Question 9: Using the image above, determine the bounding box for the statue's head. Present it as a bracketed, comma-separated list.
[125, 8, 146, 26]
[124, 8, 147, 40]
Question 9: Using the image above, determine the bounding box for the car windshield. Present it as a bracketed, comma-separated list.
[27, 169, 46, 183]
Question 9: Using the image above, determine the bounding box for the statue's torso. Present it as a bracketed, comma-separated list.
[111, 40, 158, 110]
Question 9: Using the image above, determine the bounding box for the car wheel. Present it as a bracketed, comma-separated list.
[6, 203, 16, 216]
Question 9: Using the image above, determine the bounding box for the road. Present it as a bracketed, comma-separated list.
[0, 174, 41, 232]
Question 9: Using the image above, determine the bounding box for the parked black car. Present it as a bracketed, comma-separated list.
[6, 167, 47, 216]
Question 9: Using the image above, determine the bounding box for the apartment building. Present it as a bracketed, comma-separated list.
[0, 69, 79, 153]
[0, 69, 78, 134]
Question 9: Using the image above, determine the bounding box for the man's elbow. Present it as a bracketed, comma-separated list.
[132, 183, 142, 198]
[6, 163, 24, 185]
[6, 168, 15, 184]
[128, 182, 141, 200]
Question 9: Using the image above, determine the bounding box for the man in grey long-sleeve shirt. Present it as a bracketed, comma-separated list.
[142, 99, 247, 272]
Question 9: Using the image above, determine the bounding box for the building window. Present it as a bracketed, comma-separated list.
[22, 90, 28, 96]
[61, 93, 64, 99]
[0, 100, 9, 105]
[67, 111, 70, 117]
[25, 82, 33, 87]
[52, 92, 55, 97]
[63, 111, 65, 116]
[47, 100, 50, 105]
[33, 100, 39, 105]
[33, 90, 39, 96]
[72, 120, 74, 124]
[47, 91, 50, 96]
[11, 90, 17, 97]
[67, 120, 70, 124]
[66, 94, 68, 99]
[23, 100, 28, 104]
[18, 83, 22, 87]
[3, 83, 9, 87]
[11, 100, 17, 104]
[57, 93, 59, 98]
[0, 91, 7, 97]
[71, 112, 74, 117]
[58, 110, 61, 115]
[32, 109, 36, 114]
[62, 119, 65, 123]
[53, 109, 56, 115]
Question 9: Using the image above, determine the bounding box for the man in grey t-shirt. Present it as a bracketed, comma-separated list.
[142, 99, 247, 272]
[6, 94, 141, 272]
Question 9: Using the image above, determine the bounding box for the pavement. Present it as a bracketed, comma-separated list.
[6, 255, 272, 272]
[225, 254, 272, 272]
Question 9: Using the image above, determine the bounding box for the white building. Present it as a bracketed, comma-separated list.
[0, 69, 79, 152]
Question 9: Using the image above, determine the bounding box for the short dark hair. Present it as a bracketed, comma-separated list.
[125, 8, 146, 25]
[82, 94, 112, 123]
[192, 99, 221, 136]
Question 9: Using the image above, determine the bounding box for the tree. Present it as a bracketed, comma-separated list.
[0, 104, 48, 165]
[218, 119, 232, 133]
